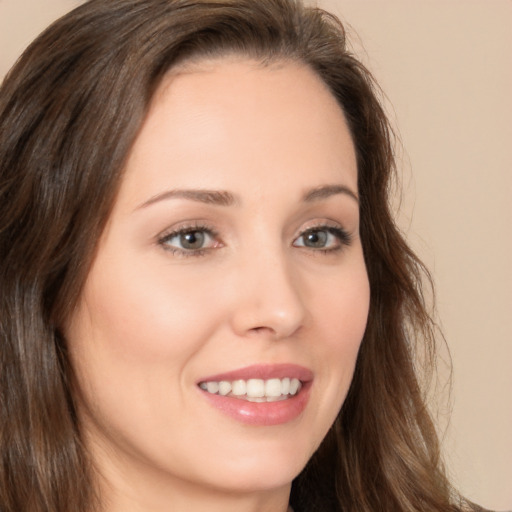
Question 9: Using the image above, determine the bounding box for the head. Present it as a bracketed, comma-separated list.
[0, 1, 441, 511]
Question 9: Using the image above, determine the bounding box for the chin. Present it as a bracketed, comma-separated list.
[191, 436, 316, 493]
[205, 460, 303, 494]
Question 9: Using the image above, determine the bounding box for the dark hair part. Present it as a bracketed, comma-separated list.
[0, 1, 471, 511]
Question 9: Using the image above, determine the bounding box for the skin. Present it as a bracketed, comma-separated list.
[65, 58, 370, 512]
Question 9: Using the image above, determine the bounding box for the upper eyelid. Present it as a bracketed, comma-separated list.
[157, 220, 350, 239]
[295, 225, 351, 242]
[294, 219, 348, 236]
[158, 222, 217, 238]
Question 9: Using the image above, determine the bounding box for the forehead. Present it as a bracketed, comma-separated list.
[120, 57, 357, 206]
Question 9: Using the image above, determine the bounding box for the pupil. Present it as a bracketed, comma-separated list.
[181, 231, 204, 249]
[305, 230, 327, 248]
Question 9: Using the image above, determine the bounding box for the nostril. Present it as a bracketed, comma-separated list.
[249, 326, 275, 335]
[247, 324, 302, 340]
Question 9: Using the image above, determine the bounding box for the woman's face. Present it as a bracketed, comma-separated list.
[66, 58, 370, 500]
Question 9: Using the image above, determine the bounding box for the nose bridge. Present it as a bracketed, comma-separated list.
[230, 240, 306, 339]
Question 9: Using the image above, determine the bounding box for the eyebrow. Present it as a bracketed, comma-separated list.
[138, 189, 237, 209]
[302, 184, 359, 204]
[137, 183, 358, 210]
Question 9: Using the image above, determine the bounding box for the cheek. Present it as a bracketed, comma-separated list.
[64, 255, 231, 445]
[69, 256, 220, 368]
[315, 256, 370, 353]
[311, 259, 370, 408]
[332, 279, 369, 360]
[64, 257, 225, 453]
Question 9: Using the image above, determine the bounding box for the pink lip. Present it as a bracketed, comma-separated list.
[197, 364, 313, 426]
[198, 363, 313, 383]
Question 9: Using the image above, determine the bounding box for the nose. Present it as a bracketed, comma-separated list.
[229, 251, 306, 340]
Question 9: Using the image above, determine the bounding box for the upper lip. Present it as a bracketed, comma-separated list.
[197, 364, 313, 384]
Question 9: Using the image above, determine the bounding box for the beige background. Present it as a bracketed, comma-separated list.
[1, 1, 510, 510]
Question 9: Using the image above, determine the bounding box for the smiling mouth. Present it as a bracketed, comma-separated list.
[197, 365, 312, 425]
[198, 377, 302, 402]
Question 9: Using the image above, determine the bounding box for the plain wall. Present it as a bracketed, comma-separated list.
[1, 1, 511, 510]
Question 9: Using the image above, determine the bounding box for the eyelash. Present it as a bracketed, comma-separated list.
[157, 223, 352, 258]
[158, 223, 220, 257]
[293, 225, 353, 254]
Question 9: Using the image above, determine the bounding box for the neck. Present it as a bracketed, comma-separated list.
[104, 480, 291, 512]
[94, 453, 291, 512]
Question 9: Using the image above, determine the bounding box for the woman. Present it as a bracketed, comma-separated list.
[0, 1, 492, 511]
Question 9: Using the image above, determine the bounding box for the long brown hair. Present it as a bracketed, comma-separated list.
[0, 1, 470, 511]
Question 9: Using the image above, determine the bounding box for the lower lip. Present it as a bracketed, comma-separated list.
[200, 383, 311, 426]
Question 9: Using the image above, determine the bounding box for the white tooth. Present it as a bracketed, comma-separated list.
[206, 381, 219, 394]
[289, 378, 300, 395]
[246, 379, 265, 398]
[265, 378, 282, 397]
[246, 396, 266, 402]
[199, 382, 208, 390]
[267, 395, 286, 402]
[218, 381, 231, 396]
[232, 380, 247, 396]
[281, 377, 290, 395]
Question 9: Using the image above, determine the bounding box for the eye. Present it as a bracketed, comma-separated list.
[158, 226, 220, 255]
[293, 226, 351, 252]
